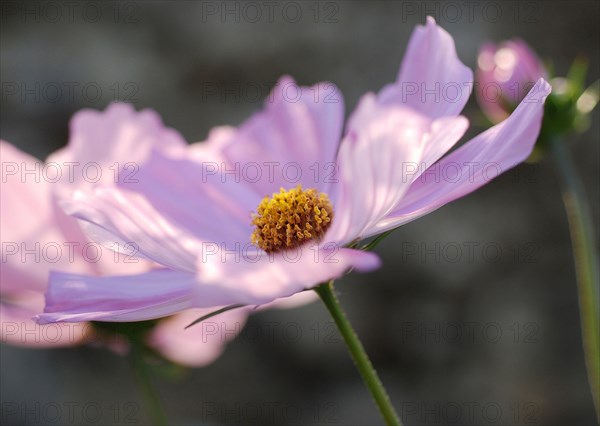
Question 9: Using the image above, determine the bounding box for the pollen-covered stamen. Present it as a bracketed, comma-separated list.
[251, 185, 334, 253]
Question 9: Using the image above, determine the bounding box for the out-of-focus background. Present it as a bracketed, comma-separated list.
[1, 1, 599, 425]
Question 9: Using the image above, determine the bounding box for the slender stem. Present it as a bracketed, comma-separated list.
[131, 343, 168, 425]
[550, 137, 600, 421]
[315, 281, 402, 426]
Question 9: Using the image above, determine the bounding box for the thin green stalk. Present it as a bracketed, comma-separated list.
[315, 281, 402, 426]
[131, 344, 168, 425]
[551, 138, 600, 420]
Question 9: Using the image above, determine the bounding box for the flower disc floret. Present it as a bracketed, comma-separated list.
[251, 185, 333, 253]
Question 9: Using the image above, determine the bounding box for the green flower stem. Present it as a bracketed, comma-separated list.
[131, 343, 168, 425]
[551, 137, 600, 420]
[315, 281, 402, 426]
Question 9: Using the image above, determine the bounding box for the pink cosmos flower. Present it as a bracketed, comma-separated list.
[476, 39, 547, 123]
[1, 104, 246, 366]
[37, 17, 551, 325]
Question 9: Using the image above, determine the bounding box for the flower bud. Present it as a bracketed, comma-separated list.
[476, 39, 547, 123]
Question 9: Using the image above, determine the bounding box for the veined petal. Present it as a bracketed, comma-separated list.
[417, 115, 470, 179]
[36, 269, 196, 324]
[195, 244, 380, 307]
[378, 16, 473, 119]
[36, 246, 377, 323]
[60, 188, 200, 273]
[326, 94, 428, 244]
[215, 75, 345, 196]
[47, 103, 187, 194]
[372, 78, 551, 235]
[118, 149, 258, 246]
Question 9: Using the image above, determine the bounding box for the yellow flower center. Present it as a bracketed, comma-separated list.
[251, 185, 334, 253]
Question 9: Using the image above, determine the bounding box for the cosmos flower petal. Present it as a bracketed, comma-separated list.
[0, 141, 93, 294]
[46, 103, 187, 193]
[260, 290, 319, 309]
[378, 16, 473, 119]
[2, 107, 251, 358]
[325, 94, 428, 244]
[371, 78, 551, 236]
[37, 247, 379, 323]
[1, 292, 87, 347]
[36, 269, 197, 324]
[147, 307, 249, 367]
[118, 149, 259, 245]
[417, 115, 470, 179]
[60, 188, 200, 273]
[194, 245, 381, 307]
[212, 75, 345, 195]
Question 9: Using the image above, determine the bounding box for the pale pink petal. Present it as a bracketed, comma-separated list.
[0, 142, 96, 294]
[2, 105, 188, 346]
[47, 103, 187, 194]
[1, 292, 86, 347]
[147, 307, 248, 367]
[260, 291, 319, 310]
[195, 243, 381, 307]
[372, 78, 552, 235]
[37, 245, 378, 324]
[417, 115, 470, 179]
[118, 150, 258, 245]
[60, 188, 200, 273]
[36, 269, 196, 324]
[187, 126, 237, 163]
[214, 76, 345, 196]
[325, 95, 428, 245]
[378, 16, 473, 119]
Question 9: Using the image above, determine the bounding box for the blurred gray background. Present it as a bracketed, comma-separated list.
[1, 1, 599, 425]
